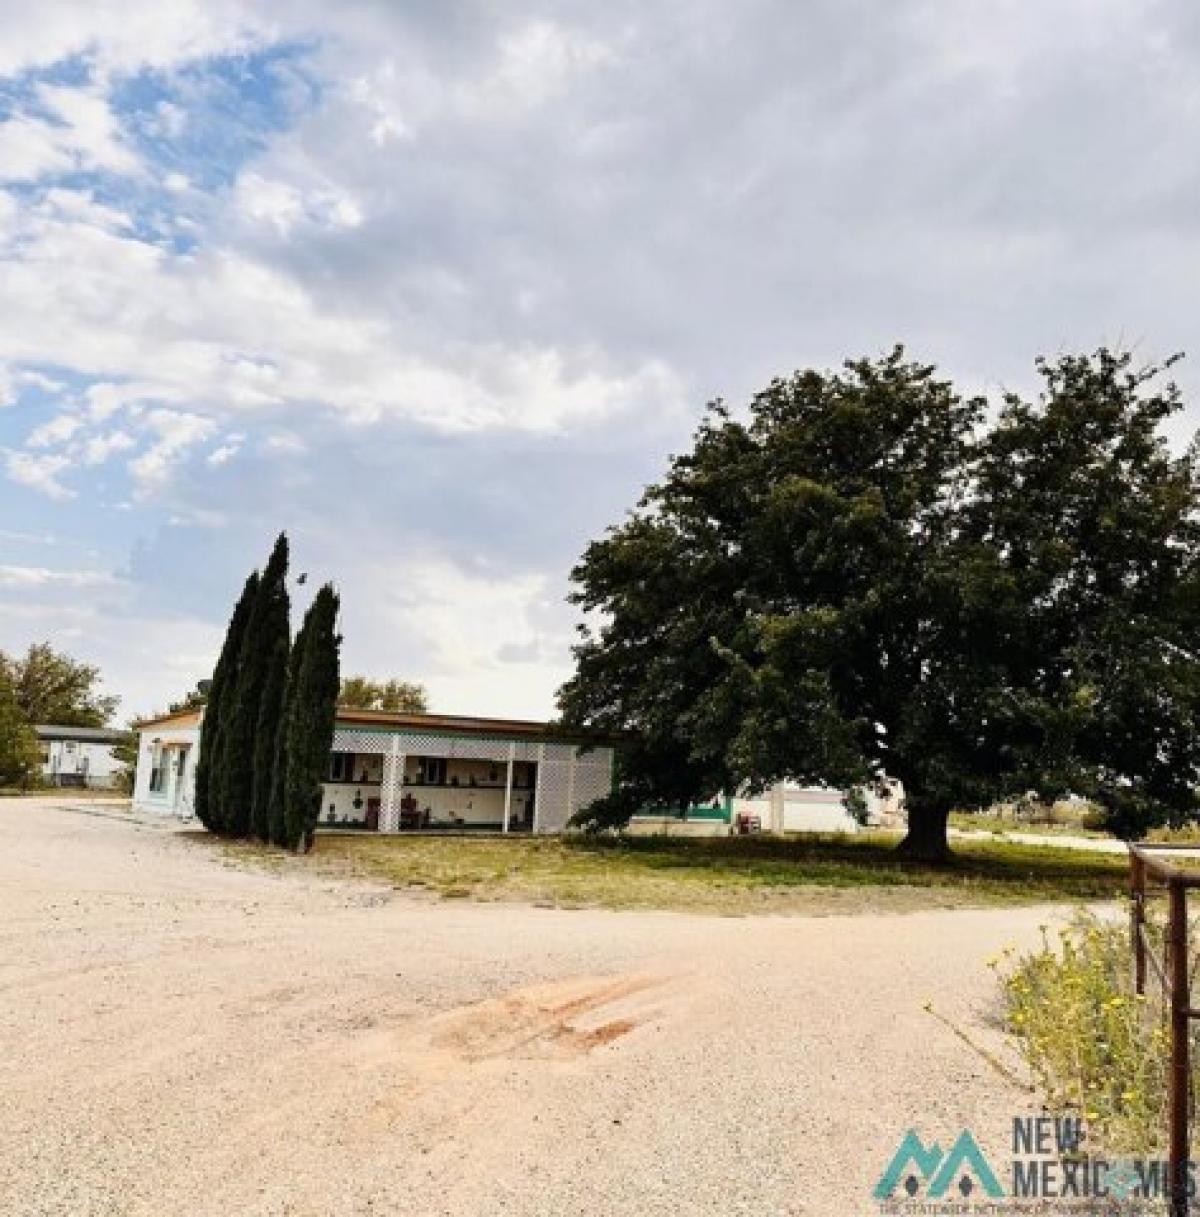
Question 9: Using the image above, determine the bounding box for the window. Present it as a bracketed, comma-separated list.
[149, 746, 166, 793]
[416, 756, 446, 785]
[329, 752, 355, 782]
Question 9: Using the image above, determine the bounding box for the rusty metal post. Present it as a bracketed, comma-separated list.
[1133, 851, 1147, 995]
[1169, 878, 1190, 1217]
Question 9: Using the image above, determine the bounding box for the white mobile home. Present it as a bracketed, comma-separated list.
[35, 725, 128, 789]
[132, 707, 616, 833]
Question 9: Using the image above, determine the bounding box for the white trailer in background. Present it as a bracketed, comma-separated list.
[35, 725, 128, 789]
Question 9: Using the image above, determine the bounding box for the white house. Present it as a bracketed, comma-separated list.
[132, 706, 617, 832]
[35, 724, 128, 789]
[630, 781, 905, 836]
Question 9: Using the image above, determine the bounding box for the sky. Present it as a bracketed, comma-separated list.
[1, 0, 1199, 723]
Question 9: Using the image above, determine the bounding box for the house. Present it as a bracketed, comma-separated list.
[631, 781, 905, 835]
[131, 706, 617, 833]
[35, 724, 129, 789]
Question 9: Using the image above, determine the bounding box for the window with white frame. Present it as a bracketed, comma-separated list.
[149, 744, 166, 793]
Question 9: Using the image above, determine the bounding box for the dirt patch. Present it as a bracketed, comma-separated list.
[430, 972, 668, 1062]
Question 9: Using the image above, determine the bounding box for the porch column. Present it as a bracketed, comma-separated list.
[380, 737, 403, 833]
[502, 743, 515, 833]
[532, 744, 545, 833]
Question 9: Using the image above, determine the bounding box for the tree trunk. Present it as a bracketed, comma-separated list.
[897, 797, 952, 863]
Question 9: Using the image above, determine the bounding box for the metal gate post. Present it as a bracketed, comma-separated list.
[1169, 878, 1190, 1217]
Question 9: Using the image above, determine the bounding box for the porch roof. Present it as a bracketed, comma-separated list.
[333, 708, 619, 746]
[134, 704, 621, 747]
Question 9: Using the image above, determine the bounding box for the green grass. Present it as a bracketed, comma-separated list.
[207, 830, 1130, 915]
[949, 811, 1109, 839]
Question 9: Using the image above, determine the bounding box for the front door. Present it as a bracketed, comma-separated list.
[172, 747, 191, 816]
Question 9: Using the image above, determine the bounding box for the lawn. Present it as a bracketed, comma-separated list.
[209, 830, 1130, 915]
[948, 811, 1109, 839]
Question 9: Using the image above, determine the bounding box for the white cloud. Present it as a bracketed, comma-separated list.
[81, 430, 135, 465]
[127, 408, 216, 493]
[0, 196, 685, 446]
[0, 2, 280, 79]
[206, 432, 244, 465]
[234, 172, 363, 235]
[27, 413, 83, 448]
[0, 83, 138, 184]
[6, 451, 75, 499]
[0, 564, 121, 589]
[343, 555, 570, 718]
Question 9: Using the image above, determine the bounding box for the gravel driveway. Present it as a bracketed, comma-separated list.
[0, 799, 1071, 1216]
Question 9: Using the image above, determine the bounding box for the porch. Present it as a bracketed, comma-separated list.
[320, 750, 538, 833]
[315, 715, 615, 836]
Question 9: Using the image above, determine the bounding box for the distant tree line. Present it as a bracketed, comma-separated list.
[194, 534, 342, 852]
[338, 675, 428, 714]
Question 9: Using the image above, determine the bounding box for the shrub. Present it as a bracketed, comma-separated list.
[999, 913, 1181, 1153]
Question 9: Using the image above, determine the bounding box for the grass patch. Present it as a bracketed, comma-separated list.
[1000, 913, 1179, 1154]
[207, 830, 1129, 915]
[949, 812, 1109, 839]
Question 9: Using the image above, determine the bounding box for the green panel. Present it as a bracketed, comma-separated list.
[634, 794, 732, 824]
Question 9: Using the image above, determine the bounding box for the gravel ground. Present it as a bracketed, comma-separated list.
[0, 798, 1074, 1216]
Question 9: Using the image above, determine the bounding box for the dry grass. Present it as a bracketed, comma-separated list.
[201, 830, 1129, 916]
[949, 811, 1109, 839]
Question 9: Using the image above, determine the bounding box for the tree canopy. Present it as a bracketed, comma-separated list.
[338, 676, 427, 714]
[0, 642, 118, 727]
[559, 348, 1200, 859]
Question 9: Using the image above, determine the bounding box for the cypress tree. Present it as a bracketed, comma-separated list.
[250, 636, 289, 840]
[195, 571, 259, 833]
[267, 612, 308, 846]
[280, 584, 341, 852]
[218, 534, 289, 837]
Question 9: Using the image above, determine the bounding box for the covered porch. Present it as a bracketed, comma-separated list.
[320, 748, 538, 833]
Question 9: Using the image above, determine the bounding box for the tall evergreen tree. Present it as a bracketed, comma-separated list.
[267, 611, 309, 846]
[194, 571, 259, 832]
[218, 534, 289, 837]
[251, 636, 289, 840]
[280, 585, 341, 852]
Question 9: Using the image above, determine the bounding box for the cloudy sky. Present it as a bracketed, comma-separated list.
[1, 1, 1198, 722]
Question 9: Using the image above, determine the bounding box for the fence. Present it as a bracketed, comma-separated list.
[1128, 843, 1200, 1217]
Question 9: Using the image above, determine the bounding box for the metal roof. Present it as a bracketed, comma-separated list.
[34, 724, 130, 744]
[134, 704, 616, 745]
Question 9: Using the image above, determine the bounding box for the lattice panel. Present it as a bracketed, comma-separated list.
[570, 750, 614, 820]
[332, 730, 390, 755]
[535, 745, 574, 834]
[442, 737, 513, 762]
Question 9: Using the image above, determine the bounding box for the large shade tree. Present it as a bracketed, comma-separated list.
[559, 348, 1200, 860]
